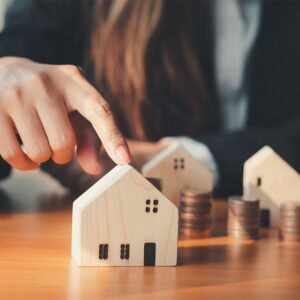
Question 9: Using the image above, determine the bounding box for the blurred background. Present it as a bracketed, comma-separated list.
[0, 0, 299, 205]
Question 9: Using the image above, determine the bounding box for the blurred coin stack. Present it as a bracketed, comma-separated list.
[279, 202, 300, 241]
[227, 196, 260, 240]
[179, 188, 212, 237]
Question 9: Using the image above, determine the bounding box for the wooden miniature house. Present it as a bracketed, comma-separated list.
[243, 146, 300, 227]
[142, 142, 213, 206]
[72, 165, 178, 266]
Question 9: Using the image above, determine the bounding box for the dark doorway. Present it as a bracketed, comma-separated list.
[144, 243, 156, 266]
[260, 209, 270, 228]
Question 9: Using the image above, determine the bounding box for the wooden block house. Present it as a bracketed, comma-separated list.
[72, 164, 178, 266]
[142, 141, 213, 206]
[243, 146, 300, 226]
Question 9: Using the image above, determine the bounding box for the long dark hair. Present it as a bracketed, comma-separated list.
[86, 0, 217, 140]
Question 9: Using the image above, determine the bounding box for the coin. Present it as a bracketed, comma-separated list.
[279, 219, 300, 227]
[279, 232, 300, 241]
[179, 227, 210, 237]
[227, 196, 260, 240]
[228, 210, 259, 222]
[279, 202, 300, 241]
[180, 201, 211, 208]
[179, 205, 211, 214]
[180, 188, 211, 198]
[179, 188, 212, 237]
[180, 212, 210, 221]
[180, 221, 211, 229]
[180, 196, 211, 206]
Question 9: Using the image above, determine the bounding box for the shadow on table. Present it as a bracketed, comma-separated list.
[67, 240, 278, 300]
[0, 187, 76, 214]
[0, 189, 13, 214]
[36, 192, 75, 212]
[177, 238, 261, 265]
[178, 244, 229, 265]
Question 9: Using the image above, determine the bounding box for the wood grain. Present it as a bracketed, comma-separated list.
[0, 171, 300, 299]
[72, 165, 178, 266]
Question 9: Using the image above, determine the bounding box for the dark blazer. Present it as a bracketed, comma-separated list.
[0, 0, 300, 196]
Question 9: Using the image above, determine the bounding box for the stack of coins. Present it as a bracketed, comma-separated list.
[179, 188, 212, 237]
[146, 177, 162, 192]
[279, 202, 300, 241]
[227, 196, 260, 240]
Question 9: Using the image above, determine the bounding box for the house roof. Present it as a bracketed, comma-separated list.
[73, 164, 176, 211]
[142, 141, 180, 174]
[142, 141, 210, 175]
[244, 146, 299, 177]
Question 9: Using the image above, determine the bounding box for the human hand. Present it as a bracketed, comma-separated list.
[96, 139, 168, 173]
[41, 138, 167, 194]
[125, 139, 167, 171]
[0, 57, 131, 174]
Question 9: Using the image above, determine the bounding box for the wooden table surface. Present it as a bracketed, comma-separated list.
[0, 170, 300, 300]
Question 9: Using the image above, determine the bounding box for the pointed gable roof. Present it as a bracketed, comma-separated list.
[142, 141, 212, 178]
[244, 146, 299, 179]
[73, 164, 177, 212]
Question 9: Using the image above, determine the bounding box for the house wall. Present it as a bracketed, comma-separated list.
[143, 147, 213, 206]
[72, 168, 178, 266]
[244, 154, 300, 226]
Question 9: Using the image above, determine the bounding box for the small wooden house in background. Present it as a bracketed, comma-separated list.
[142, 142, 213, 206]
[72, 165, 178, 267]
[243, 146, 300, 227]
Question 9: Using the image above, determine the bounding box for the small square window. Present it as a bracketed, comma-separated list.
[153, 207, 158, 213]
[146, 199, 151, 205]
[153, 199, 159, 205]
[145, 207, 150, 213]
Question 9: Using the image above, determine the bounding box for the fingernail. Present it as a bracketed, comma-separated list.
[115, 145, 131, 164]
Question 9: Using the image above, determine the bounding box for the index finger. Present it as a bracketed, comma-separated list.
[63, 72, 131, 165]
